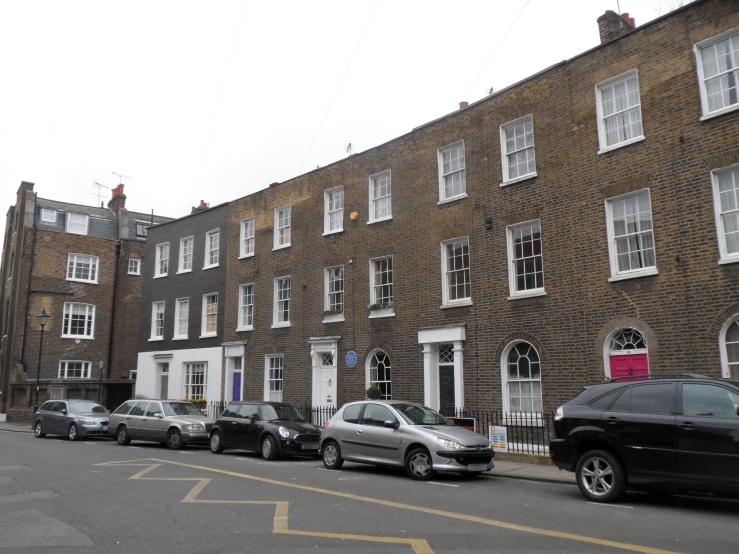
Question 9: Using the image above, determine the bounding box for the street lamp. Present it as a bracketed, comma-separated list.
[34, 308, 50, 413]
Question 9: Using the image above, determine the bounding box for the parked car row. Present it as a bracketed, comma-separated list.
[33, 398, 495, 481]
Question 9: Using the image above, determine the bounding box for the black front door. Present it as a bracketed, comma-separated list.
[439, 365, 455, 416]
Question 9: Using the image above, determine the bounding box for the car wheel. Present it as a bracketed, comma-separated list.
[261, 435, 278, 461]
[166, 429, 184, 450]
[322, 441, 344, 470]
[405, 447, 435, 481]
[34, 421, 46, 438]
[116, 425, 131, 446]
[68, 423, 78, 441]
[575, 449, 626, 503]
[210, 431, 224, 454]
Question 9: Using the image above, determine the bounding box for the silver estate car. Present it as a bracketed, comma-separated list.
[108, 400, 214, 450]
[320, 400, 495, 480]
[33, 400, 110, 441]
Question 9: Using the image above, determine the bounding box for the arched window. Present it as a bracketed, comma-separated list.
[606, 328, 649, 378]
[502, 342, 542, 413]
[721, 317, 739, 378]
[367, 350, 392, 400]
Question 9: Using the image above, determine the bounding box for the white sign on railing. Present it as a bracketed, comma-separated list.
[489, 425, 508, 452]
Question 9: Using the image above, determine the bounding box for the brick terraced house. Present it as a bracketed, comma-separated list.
[220, 0, 739, 415]
[0, 182, 172, 421]
[135, 202, 229, 405]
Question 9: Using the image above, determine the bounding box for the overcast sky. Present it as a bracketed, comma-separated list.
[0, 0, 693, 240]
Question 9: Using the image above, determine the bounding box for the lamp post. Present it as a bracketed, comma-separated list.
[34, 308, 50, 413]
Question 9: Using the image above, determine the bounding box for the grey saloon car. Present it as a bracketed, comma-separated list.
[108, 399, 214, 450]
[33, 400, 110, 441]
[320, 400, 495, 480]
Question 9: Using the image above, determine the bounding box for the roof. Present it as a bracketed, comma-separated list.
[37, 197, 174, 224]
[143, 202, 229, 230]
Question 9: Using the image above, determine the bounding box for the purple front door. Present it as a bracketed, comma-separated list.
[232, 372, 242, 401]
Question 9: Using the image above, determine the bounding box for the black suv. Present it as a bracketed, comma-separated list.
[550, 373, 739, 502]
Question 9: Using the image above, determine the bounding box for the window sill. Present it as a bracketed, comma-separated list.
[153, 274, 167, 279]
[369, 310, 395, 319]
[597, 135, 645, 155]
[127, 272, 140, 276]
[700, 103, 739, 122]
[322, 229, 344, 237]
[322, 315, 345, 324]
[508, 290, 547, 301]
[66, 278, 98, 285]
[176, 269, 192, 275]
[718, 257, 739, 266]
[500, 172, 537, 188]
[271, 322, 291, 329]
[235, 326, 253, 332]
[62, 335, 94, 340]
[238, 253, 255, 260]
[272, 244, 291, 252]
[199, 333, 218, 339]
[172, 337, 189, 341]
[440, 299, 473, 309]
[437, 193, 468, 206]
[202, 264, 219, 271]
[367, 216, 393, 225]
[148, 337, 164, 342]
[608, 268, 658, 282]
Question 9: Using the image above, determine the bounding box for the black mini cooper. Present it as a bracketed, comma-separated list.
[209, 401, 322, 459]
[550, 373, 739, 503]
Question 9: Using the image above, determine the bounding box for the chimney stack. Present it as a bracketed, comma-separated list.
[107, 184, 127, 214]
[459, 101, 469, 110]
[597, 10, 635, 44]
[191, 200, 209, 214]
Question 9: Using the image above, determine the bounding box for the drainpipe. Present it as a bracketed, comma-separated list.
[105, 242, 121, 386]
[19, 223, 38, 373]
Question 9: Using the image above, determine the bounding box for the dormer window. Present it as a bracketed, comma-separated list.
[66, 213, 89, 235]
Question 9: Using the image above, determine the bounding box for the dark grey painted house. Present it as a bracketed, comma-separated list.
[135, 202, 230, 404]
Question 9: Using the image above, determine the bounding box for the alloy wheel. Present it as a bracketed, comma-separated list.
[210, 434, 219, 451]
[323, 444, 337, 466]
[580, 456, 614, 497]
[409, 452, 431, 477]
[169, 432, 182, 449]
[68, 425, 77, 440]
[35, 423, 42, 437]
[263, 438, 272, 458]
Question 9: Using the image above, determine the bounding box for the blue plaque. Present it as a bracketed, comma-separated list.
[345, 351, 357, 367]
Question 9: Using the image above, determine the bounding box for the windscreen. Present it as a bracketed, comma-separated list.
[68, 401, 107, 414]
[393, 403, 451, 425]
[260, 404, 305, 422]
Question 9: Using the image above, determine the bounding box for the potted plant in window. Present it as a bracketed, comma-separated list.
[323, 308, 343, 317]
[369, 301, 393, 315]
[366, 385, 382, 400]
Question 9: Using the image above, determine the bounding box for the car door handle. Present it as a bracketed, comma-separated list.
[142, 419, 147, 422]
[356, 429, 362, 435]
[679, 422, 696, 430]
[231, 422, 237, 425]
[607, 417, 621, 425]
[126, 417, 130, 420]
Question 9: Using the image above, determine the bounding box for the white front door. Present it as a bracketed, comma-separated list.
[320, 361, 337, 407]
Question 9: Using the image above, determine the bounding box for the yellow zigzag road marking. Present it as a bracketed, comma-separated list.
[98, 458, 682, 554]
[97, 461, 433, 554]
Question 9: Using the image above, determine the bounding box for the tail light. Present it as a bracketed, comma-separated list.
[322, 422, 330, 429]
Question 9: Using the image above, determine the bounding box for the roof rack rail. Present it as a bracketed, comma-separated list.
[605, 372, 711, 383]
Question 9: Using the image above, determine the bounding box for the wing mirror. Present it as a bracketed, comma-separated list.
[251, 414, 260, 422]
[383, 419, 399, 429]
[153, 412, 164, 418]
[60, 408, 67, 415]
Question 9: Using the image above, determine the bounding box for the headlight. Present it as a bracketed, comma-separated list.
[186, 423, 204, 431]
[437, 437, 465, 450]
[78, 418, 93, 425]
[279, 426, 290, 438]
[555, 406, 564, 421]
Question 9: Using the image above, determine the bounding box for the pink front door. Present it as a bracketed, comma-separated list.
[610, 354, 649, 379]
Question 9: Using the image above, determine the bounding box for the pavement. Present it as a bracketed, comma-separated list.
[2, 426, 739, 553]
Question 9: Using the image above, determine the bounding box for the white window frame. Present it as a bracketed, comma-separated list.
[127, 258, 140, 275]
[66, 254, 99, 284]
[264, 355, 284, 402]
[595, 69, 645, 154]
[58, 360, 91, 379]
[237, 283, 254, 331]
[150, 301, 165, 341]
[605, 189, 658, 282]
[506, 221, 546, 299]
[369, 256, 394, 318]
[203, 229, 220, 269]
[239, 217, 256, 258]
[61, 302, 96, 340]
[272, 276, 291, 328]
[40, 208, 57, 223]
[323, 186, 344, 235]
[273, 205, 292, 250]
[500, 115, 537, 186]
[368, 170, 392, 224]
[178, 237, 193, 273]
[712, 164, 739, 264]
[440, 237, 472, 308]
[200, 293, 218, 338]
[323, 266, 345, 323]
[500, 341, 543, 423]
[183, 362, 207, 401]
[437, 141, 467, 204]
[173, 298, 189, 340]
[694, 27, 739, 121]
[155, 243, 169, 278]
[65, 213, 89, 235]
[365, 349, 392, 400]
[720, 315, 739, 378]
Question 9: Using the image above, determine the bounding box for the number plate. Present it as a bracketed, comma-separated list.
[468, 463, 487, 472]
[300, 444, 319, 450]
[101, 426, 107, 432]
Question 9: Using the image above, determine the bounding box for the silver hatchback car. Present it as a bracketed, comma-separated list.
[320, 400, 495, 480]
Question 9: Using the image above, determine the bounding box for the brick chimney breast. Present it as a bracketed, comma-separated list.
[107, 184, 127, 214]
[597, 10, 635, 44]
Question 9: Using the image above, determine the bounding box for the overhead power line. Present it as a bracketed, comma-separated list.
[298, 0, 380, 175]
[460, 0, 531, 101]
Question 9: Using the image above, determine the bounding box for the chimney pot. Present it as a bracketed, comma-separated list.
[459, 101, 469, 110]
